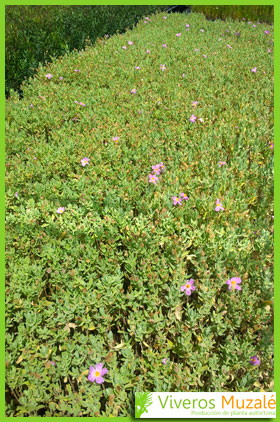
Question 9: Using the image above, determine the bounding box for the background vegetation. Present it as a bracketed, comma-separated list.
[6, 10, 273, 417]
[193, 5, 273, 24]
[5, 5, 166, 97]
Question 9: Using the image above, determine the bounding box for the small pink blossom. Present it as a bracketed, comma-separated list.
[265, 30, 270, 35]
[59, 76, 63, 80]
[163, 16, 167, 20]
[180, 193, 189, 200]
[152, 165, 160, 175]
[30, 104, 34, 108]
[135, 66, 140, 70]
[218, 161, 226, 167]
[215, 199, 224, 212]
[226, 277, 242, 291]
[146, 49, 151, 54]
[162, 358, 167, 365]
[186, 24, 190, 28]
[227, 44, 232, 49]
[200, 29, 205, 32]
[180, 279, 196, 296]
[176, 33, 181, 37]
[81, 157, 89, 166]
[162, 44, 167, 48]
[158, 162, 165, 171]
[88, 363, 108, 384]
[182, 73, 185, 78]
[79, 102, 86, 107]
[251, 67, 257, 73]
[113, 136, 119, 143]
[189, 114, 197, 123]
[268, 48, 272, 53]
[172, 196, 182, 206]
[131, 89, 137, 94]
[149, 174, 159, 184]
[192, 101, 198, 108]
[57, 207, 65, 214]
[160, 64, 166, 71]
[202, 54, 207, 58]
[128, 41, 134, 45]
[45, 73, 52, 79]
[122, 46, 127, 50]
[74, 69, 80, 72]
[15, 192, 19, 198]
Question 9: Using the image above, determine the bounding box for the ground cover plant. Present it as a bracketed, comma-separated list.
[5, 11, 274, 417]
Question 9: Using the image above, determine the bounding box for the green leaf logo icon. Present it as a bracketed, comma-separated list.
[135, 392, 153, 418]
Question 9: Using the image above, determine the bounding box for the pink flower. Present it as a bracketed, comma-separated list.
[162, 44, 167, 48]
[251, 67, 257, 73]
[59, 76, 63, 80]
[74, 69, 80, 72]
[176, 33, 181, 37]
[152, 165, 160, 175]
[269, 143, 274, 149]
[81, 157, 89, 166]
[180, 193, 189, 200]
[49, 361, 56, 366]
[146, 49, 151, 54]
[158, 162, 165, 171]
[149, 174, 159, 184]
[15, 192, 19, 198]
[200, 29, 205, 32]
[135, 66, 140, 70]
[268, 48, 272, 53]
[186, 24, 190, 28]
[180, 279, 196, 296]
[227, 44, 232, 49]
[113, 136, 119, 143]
[203, 54, 207, 58]
[215, 199, 224, 212]
[218, 161, 226, 167]
[163, 16, 167, 19]
[131, 89, 137, 94]
[88, 363, 108, 384]
[128, 41, 134, 45]
[226, 277, 242, 291]
[172, 196, 182, 206]
[265, 30, 270, 35]
[56, 207, 65, 214]
[79, 102, 86, 107]
[192, 101, 198, 108]
[252, 24, 256, 27]
[189, 114, 197, 123]
[160, 64, 166, 71]
[250, 356, 260, 366]
[122, 46, 127, 50]
[30, 104, 34, 108]
[162, 358, 167, 365]
[45, 73, 52, 79]
[182, 73, 185, 78]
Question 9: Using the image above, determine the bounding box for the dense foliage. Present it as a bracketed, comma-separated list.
[5, 5, 166, 97]
[192, 5, 273, 24]
[5, 11, 274, 417]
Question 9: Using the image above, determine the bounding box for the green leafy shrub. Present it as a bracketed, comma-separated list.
[5, 5, 166, 97]
[5, 11, 274, 417]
